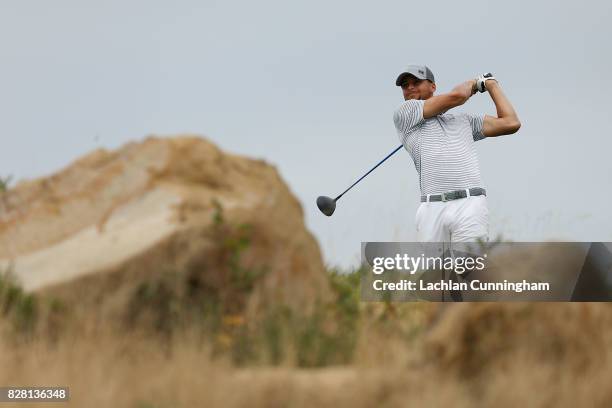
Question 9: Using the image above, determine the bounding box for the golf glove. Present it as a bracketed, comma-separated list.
[476, 73, 496, 93]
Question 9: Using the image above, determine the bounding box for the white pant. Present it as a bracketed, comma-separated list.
[415, 195, 489, 242]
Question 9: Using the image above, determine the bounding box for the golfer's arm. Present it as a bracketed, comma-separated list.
[423, 80, 476, 119]
[481, 81, 521, 137]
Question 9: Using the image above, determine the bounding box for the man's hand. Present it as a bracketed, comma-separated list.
[476, 73, 497, 93]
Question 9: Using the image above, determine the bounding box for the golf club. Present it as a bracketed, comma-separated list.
[317, 144, 403, 216]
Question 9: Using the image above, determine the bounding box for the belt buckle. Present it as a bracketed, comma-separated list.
[441, 192, 448, 202]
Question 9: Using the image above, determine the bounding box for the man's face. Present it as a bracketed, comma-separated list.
[400, 75, 436, 101]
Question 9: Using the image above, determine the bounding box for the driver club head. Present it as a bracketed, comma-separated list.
[316, 196, 337, 216]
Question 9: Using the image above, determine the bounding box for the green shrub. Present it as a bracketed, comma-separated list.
[0, 266, 39, 335]
[0, 175, 12, 192]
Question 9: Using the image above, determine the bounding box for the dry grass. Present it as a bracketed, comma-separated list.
[2, 241, 612, 407]
[3, 287, 612, 408]
[2, 201, 612, 407]
[3, 303, 612, 408]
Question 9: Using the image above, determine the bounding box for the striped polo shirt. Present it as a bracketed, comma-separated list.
[393, 99, 486, 196]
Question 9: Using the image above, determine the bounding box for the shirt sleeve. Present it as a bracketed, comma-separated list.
[466, 114, 486, 141]
[393, 100, 425, 134]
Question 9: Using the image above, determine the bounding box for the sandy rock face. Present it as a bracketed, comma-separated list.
[0, 136, 329, 307]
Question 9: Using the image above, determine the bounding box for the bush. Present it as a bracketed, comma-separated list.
[0, 266, 39, 335]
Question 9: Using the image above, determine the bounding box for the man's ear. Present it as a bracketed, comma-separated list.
[431, 82, 436, 93]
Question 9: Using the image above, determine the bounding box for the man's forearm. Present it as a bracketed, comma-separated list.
[486, 81, 519, 123]
[450, 79, 477, 104]
[422, 79, 477, 118]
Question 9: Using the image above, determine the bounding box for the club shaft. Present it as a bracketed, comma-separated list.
[335, 144, 403, 201]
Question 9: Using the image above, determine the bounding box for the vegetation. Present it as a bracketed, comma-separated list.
[122, 200, 377, 367]
[0, 265, 38, 335]
[0, 175, 11, 192]
[2, 203, 609, 406]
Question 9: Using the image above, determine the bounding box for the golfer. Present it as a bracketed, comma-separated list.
[393, 65, 520, 243]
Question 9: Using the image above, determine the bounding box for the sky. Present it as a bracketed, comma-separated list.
[1, 0, 611, 269]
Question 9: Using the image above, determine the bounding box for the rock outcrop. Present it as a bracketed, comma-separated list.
[0, 136, 329, 310]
